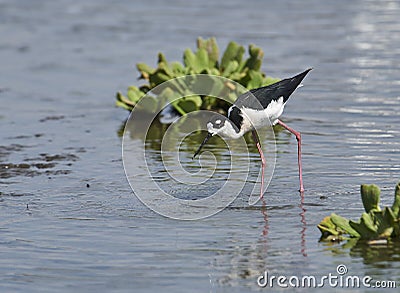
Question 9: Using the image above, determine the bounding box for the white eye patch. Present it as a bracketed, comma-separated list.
[215, 119, 221, 124]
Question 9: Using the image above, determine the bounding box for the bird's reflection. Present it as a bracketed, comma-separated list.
[299, 191, 307, 257]
[260, 197, 269, 237]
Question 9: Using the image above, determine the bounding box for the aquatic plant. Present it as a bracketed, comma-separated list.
[318, 182, 400, 241]
[116, 37, 279, 115]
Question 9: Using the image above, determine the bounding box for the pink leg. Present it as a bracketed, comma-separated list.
[277, 120, 304, 193]
[252, 130, 266, 198]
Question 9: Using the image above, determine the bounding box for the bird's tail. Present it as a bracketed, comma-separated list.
[281, 68, 312, 103]
[249, 68, 312, 106]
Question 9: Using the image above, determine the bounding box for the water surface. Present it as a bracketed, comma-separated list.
[1, 0, 400, 292]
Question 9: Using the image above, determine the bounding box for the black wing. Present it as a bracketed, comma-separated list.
[233, 68, 312, 110]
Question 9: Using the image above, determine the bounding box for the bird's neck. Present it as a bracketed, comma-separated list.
[218, 122, 246, 139]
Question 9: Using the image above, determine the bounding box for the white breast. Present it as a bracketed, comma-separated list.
[240, 96, 285, 132]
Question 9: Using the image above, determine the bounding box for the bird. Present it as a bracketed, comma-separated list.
[193, 68, 312, 197]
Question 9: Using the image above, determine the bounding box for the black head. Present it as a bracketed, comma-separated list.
[207, 115, 228, 132]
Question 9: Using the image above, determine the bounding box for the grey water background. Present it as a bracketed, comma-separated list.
[1, 0, 400, 292]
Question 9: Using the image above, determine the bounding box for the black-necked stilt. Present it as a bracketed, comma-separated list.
[193, 68, 312, 196]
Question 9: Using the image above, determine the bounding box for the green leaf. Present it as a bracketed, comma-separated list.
[183, 47, 209, 73]
[330, 213, 360, 237]
[116, 92, 134, 110]
[202, 96, 217, 110]
[160, 87, 180, 103]
[122, 86, 158, 113]
[374, 207, 395, 238]
[149, 71, 171, 87]
[209, 78, 225, 96]
[222, 60, 239, 77]
[127, 86, 145, 103]
[183, 48, 197, 69]
[138, 95, 158, 113]
[227, 92, 238, 104]
[189, 95, 203, 107]
[361, 212, 377, 232]
[136, 63, 154, 80]
[159, 88, 187, 115]
[220, 41, 245, 71]
[117, 88, 158, 113]
[209, 68, 220, 76]
[158, 52, 167, 64]
[195, 48, 209, 72]
[170, 61, 185, 75]
[244, 44, 264, 71]
[115, 100, 132, 111]
[392, 182, 400, 217]
[208, 37, 219, 67]
[361, 184, 381, 213]
[175, 95, 202, 113]
[246, 70, 263, 89]
[349, 213, 378, 240]
[393, 218, 400, 238]
[158, 62, 174, 78]
[197, 37, 219, 68]
[197, 37, 205, 50]
[237, 58, 247, 73]
[229, 71, 247, 81]
[317, 216, 339, 236]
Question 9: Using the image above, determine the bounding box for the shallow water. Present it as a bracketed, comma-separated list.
[1, 0, 400, 292]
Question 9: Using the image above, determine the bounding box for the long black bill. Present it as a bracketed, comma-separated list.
[192, 132, 212, 159]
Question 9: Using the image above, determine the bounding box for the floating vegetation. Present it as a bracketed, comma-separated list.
[318, 182, 400, 242]
[116, 37, 279, 115]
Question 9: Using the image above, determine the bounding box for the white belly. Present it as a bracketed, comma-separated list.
[240, 96, 285, 132]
